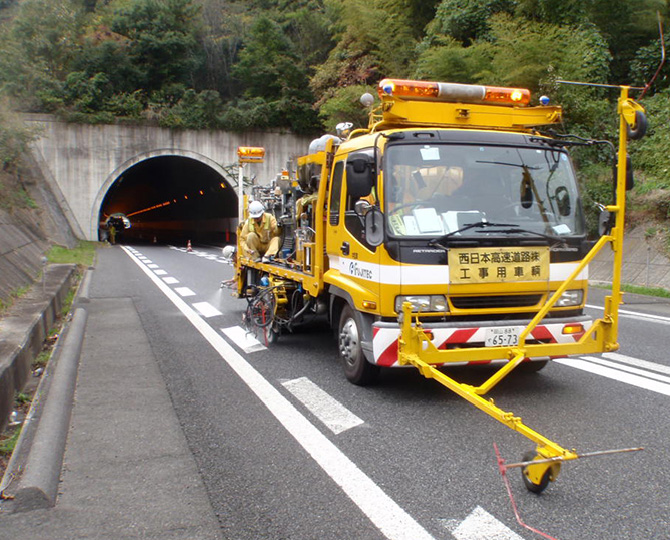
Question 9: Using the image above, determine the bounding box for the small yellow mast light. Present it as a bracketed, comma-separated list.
[378, 78, 531, 106]
[237, 146, 266, 163]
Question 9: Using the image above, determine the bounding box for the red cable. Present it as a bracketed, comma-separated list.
[493, 443, 560, 540]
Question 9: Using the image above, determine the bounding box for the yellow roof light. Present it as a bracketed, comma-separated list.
[378, 79, 531, 106]
[237, 146, 265, 163]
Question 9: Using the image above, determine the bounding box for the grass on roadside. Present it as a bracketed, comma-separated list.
[0, 427, 21, 456]
[593, 282, 670, 299]
[0, 284, 30, 315]
[47, 241, 98, 268]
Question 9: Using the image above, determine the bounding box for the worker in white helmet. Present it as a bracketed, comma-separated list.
[240, 200, 280, 261]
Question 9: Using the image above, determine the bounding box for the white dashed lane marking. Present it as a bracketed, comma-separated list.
[192, 301, 222, 318]
[281, 377, 364, 434]
[174, 287, 196, 297]
[221, 326, 266, 353]
[154, 269, 167, 276]
[162, 277, 179, 284]
[445, 506, 524, 540]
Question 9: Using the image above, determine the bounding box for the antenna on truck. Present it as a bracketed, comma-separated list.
[556, 11, 666, 97]
[639, 12, 666, 99]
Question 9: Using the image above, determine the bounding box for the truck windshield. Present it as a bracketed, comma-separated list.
[384, 143, 585, 238]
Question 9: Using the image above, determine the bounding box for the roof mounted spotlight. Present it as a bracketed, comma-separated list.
[336, 122, 354, 138]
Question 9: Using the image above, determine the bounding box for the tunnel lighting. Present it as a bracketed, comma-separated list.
[220, 183, 226, 189]
[199, 190, 204, 195]
[126, 201, 172, 217]
[378, 78, 531, 106]
[238, 146, 265, 163]
[184, 195, 188, 199]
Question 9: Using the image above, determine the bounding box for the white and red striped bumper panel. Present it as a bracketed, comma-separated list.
[372, 321, 591, 367]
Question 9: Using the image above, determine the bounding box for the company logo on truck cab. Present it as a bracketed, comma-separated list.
[335, 257, 379, 281]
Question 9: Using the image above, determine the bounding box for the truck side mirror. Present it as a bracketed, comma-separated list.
[364, 207, 384, 247]
[346, 153, 375, 199]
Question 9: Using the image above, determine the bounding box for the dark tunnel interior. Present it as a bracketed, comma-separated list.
[99, 156, 238, 246]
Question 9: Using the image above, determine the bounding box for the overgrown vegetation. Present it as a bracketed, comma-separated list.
[0, 0, 670, 245]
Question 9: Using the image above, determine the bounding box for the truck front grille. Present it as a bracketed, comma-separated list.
[450, 294, 542, 310]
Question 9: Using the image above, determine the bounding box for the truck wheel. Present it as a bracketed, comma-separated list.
[518, 359, 548, 373]
[338, 305, 379, 386]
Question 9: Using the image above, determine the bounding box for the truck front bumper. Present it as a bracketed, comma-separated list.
[371, 315, 592, 367]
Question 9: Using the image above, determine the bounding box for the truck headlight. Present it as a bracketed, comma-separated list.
[395, 295, 449, 313]
[555, 289, 584, 307]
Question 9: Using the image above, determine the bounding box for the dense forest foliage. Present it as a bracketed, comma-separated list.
[1, 0, 670, 239]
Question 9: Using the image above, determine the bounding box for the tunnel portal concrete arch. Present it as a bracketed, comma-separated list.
[90, 148, 237, 244]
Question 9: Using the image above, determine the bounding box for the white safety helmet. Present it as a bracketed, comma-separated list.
[221, 245, 236, 261]
[249, 200, 265, 219]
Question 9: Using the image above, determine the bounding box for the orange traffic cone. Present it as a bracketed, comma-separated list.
[187, 240, 193, 252]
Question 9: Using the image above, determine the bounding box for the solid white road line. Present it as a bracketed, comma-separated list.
[162, 277, 179, 284]
[581, 355, 670, 385]
[603, 352, 670, 376]
[122, 246, 436, 540]
[586, 304, 670, 325]
[281, 377, 364, 435]
[174, 287, 196, 297]
[555, 358, 670, 397]
[192, 301, 222, 318]
[221, 326, 266, 353]
[448, 506, 524, 540]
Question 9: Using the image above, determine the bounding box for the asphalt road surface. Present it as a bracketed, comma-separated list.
[95, 243, 670, 540]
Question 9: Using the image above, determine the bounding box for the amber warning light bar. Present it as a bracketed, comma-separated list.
[378, 79, 531, 106]
[237, 146, 266, 163]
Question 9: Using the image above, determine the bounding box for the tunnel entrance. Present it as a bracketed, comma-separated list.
[99, 156, 237, 246]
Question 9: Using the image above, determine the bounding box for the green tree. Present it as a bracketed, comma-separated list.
[106, 0, 204, 92]
[311, 0, 418, 100]
[318, 84, 375, 131]
[425, 0, 516, 45]
[0, 0, 84, 111]
[229, 16, 320, 133]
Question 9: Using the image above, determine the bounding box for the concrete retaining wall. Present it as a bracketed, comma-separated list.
[0, 265, 76, 433]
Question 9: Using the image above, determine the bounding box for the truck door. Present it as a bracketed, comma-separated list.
[327, 151, 380, 309]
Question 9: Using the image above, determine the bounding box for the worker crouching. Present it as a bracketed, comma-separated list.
[241, 200, 280, 262]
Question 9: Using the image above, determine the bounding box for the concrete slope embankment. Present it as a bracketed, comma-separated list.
[0, 208, 51, 307]
[588, 227, 670, 290]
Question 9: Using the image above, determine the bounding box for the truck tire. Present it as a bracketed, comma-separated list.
[338, 305, 379, 386]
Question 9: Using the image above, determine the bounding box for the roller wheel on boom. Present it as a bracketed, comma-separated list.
[266, 323, 280, 345]
[338, 305, 379, 386]
[521, 451, 552, 494]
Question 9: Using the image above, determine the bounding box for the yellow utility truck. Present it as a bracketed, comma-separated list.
[233, 78, 646, 492]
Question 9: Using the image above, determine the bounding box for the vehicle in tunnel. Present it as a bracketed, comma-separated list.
[98, 155, 239, 245]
